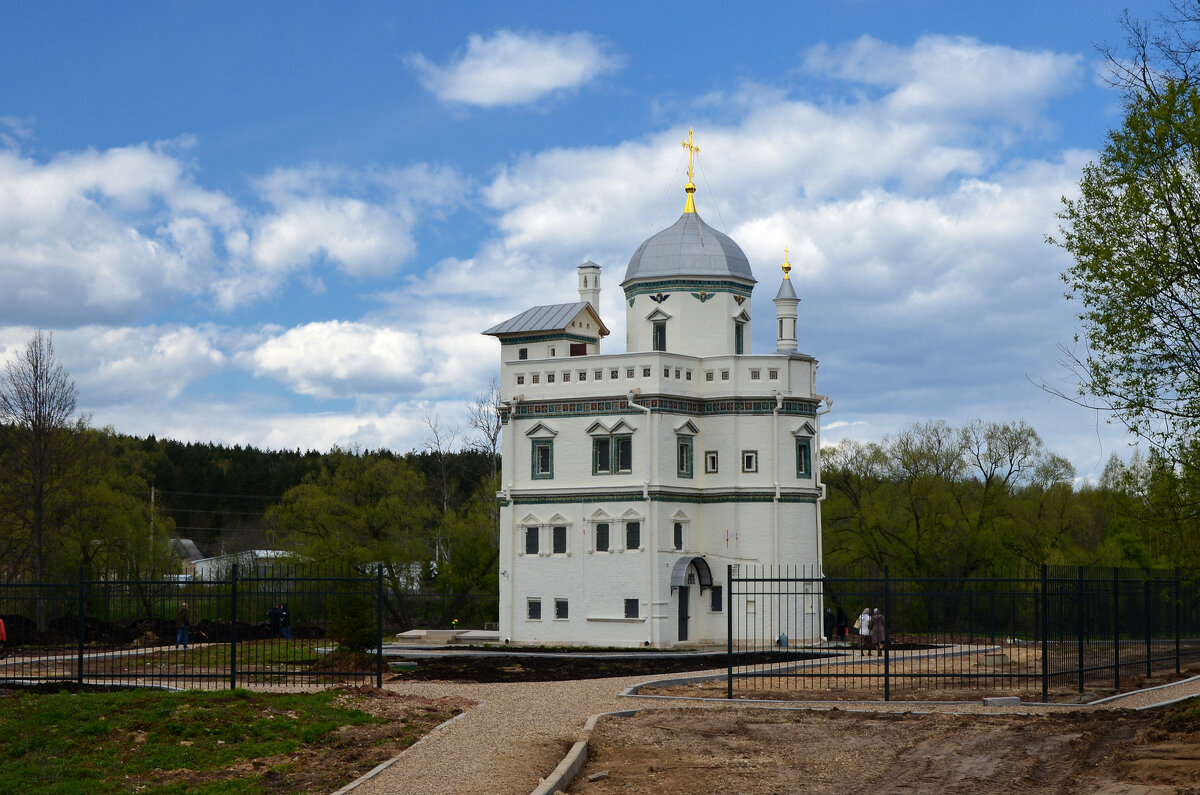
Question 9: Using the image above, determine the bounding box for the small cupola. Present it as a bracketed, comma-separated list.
[774, 248, 800, 353]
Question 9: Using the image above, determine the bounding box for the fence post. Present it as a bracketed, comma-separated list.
[376, 565, 385, 689]
[1113, 567, 1120, 691]
[726, 564, 733, 700]
[1175, 568, 1182, 676]
[230, 564, 239, 690]
[77, 568, 86, 688]
[883, 565, 890, 703]
[1144, 578, 1153, 679]
[1077, 566, 1084, 695]
[1040, 565, 1049, 703]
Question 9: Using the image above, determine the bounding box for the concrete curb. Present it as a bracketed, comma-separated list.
[1087, 673, 1200, 710]
[530, 710, 639, 795]
[332, 707, 473, 794]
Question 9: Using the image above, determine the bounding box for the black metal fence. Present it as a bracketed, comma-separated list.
[0, 565, 390, 690]
[727, 564, 1200, 702]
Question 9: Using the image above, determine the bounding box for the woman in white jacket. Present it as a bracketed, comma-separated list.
[856, 607, 872, 656]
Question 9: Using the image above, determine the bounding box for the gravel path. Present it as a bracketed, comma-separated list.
[351, 669, 1200, 795]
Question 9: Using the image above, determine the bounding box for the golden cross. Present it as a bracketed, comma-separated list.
[681, 128, 699, 182]
[783, 246, 792, 279]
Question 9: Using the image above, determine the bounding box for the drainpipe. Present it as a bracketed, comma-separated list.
[772, 391, 782, 567]
[813, 394, 834, 579]
[628, 390, 655, 645]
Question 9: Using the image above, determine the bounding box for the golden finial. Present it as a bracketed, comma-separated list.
[782, 246, 792, 280]
[681, 128, 699, 213]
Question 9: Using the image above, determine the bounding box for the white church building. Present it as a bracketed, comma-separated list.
[484, 137, 830, 647]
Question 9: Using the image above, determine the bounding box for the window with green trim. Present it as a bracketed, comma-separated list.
[734, 321, 745, 354]
[593, 436, 632, 475]
[796, 438, 812, 478]
[652, 320, 667, 352]
[625, 521, 641, 550]
[677, 435, 693, 478]
[531, 439, 554, 479]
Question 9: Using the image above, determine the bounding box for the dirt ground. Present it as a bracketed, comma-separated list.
[571, 705, 1200, 794]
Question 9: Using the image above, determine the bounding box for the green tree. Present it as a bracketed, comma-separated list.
[266, 447, 437, 627]
[1055, 80, 1200, 466]
[0, 332, 87, 629]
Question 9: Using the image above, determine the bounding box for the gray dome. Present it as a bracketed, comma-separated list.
[622, 212, 755, 286]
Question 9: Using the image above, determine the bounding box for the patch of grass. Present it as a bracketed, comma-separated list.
[1163, 696, 1200, 733]
[0, 687, 379, 794]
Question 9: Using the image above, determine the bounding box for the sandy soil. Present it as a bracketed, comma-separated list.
[571, 705, 1200, 795]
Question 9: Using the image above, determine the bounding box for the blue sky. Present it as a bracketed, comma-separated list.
[0, 1, 1167, 480]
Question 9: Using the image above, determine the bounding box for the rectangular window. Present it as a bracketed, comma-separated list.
[555, 599, 569, 619]
[796, 438, 812, 478]
[711, 585, 723, 612]
[742, 450, 758, 473]
[686, 370, 692, 380]
[532, 374, 540, 384]
[532, 440, 553, 479]
[548, 347, 556, 357]
[663, 367, 670, 378]
[578, 371, 586, 381]
[677, 436, 693, 478]
[705, 371, 714, 382]
[652, 321, 666, 351]
[562, 371, 570, 382]
[518, 348, 528, 360]
[527, 598, 542, 620]
[593, 437, 611, 474]
[624, 598, 639, 619]
[525, 526, 539, 555]
[642, 367, 651, 377]
[734, 322, 745, 354]
[674, 368, 681, 379]
[625, 521, 641, 550]
[609, 369, 618, 379]
[569, 343, 587, 356]
[750, 369, 761, 380]
[516, 375, 525, 385]
[721, 370, 730, 381]
[596, 370, 604, 380]
[769, 369, 779, 380]
[552, 525, 567, 554]
[615, 436, 632, 473]
[547, 373, 555, 383]
[626, 368, 634, 378]
[595, 522, 610, 552]
[673, 522, 684, 551]
[705, 451, 719, 473]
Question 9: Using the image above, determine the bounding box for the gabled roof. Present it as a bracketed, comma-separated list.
[483, 301, 609, 338]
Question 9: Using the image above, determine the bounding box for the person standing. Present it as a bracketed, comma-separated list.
[280, 603, 291, 640]
[870, 608, 887, 655]
[856, 607, 872, 656]
[823, 608, 835, 642]
[268, 604, 283, 637]
[176, 602, 191, 649]
[836, 606, 848, 641]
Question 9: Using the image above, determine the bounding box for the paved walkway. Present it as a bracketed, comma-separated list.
[347, 669, 1200, 795]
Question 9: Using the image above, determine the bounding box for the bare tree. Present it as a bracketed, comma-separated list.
[1099, 2, 1200, 97]
[466, 378, 502, 480]
[0, 331, 87, 628]
[423, 410, 460, 563]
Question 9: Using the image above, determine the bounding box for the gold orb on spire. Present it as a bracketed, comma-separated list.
[681, 128, 700, 213]
[782, 245, 792, 280]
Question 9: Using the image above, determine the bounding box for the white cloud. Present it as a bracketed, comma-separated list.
[407, 30, 622, 107]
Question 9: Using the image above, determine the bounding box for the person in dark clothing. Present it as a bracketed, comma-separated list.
[280, 603, 291, 640]
[823, 608, 835, 642]
[175, 603, 191, 649]
[836, 607, 848, 641]
[268, 604, 284, 637]
[870, 608, 887, 655]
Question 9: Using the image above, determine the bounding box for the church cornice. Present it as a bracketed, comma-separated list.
[500, 394, 819, 423]
[623, 278, 754, 302]
[502, 489, 820, 506]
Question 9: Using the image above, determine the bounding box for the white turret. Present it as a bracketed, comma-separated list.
[774, 250, 799, 353]
[578, 261, 601, 310]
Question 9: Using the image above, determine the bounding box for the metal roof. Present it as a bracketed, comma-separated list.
[622, 211, 756, 286]
[483, 301, 609, 337]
